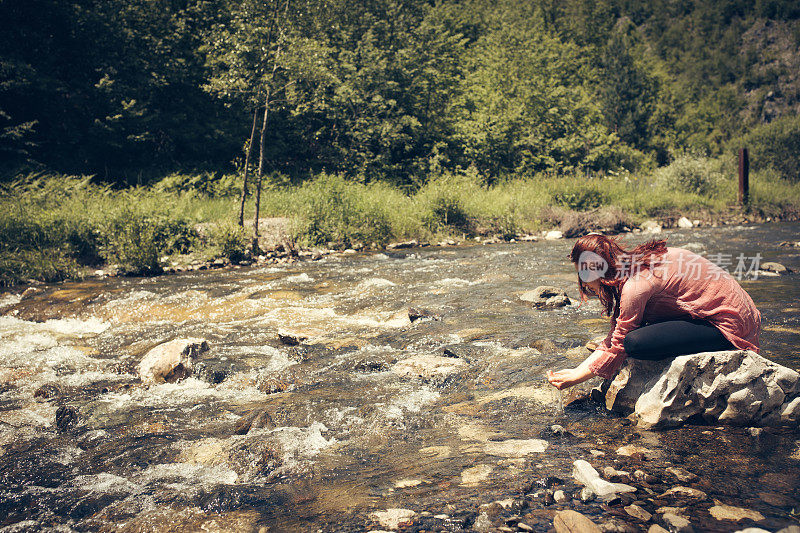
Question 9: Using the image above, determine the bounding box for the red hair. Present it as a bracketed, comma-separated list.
[569, 234, 667, 318]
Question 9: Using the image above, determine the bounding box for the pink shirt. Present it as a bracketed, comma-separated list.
[589, 247, 762, 379]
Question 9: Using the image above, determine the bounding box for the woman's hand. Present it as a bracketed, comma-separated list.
[547, 368, 581, 390]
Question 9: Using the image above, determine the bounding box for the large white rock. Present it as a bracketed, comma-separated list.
[137, 338, 209, 384]
[572, 460, 637, 501]
[677, 217, 694, 229]
[596, 350, 800, 428]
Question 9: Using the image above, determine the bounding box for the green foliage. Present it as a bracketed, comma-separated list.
[293, 173, 394, 247]
[416, 172, 481, 232]
[210, 222, 250, 263]
[653, 155, 724, 196]
[101, 209, 163, 276]
[740, 115, 800, 181]
[151, 172, 241, 198]
[551, 185, 609, 211]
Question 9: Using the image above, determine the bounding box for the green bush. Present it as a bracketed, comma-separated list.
[210, 222, 249, 262]
[294, 173, 393, 248]
[551, 186, 608, 210]
[416, 171, 482, 232]
[740, 115, 800, 182]
[101, 210, 162, 275]
[653, 155, 723, 196]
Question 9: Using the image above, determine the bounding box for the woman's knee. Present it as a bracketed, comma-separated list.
[623, 329, 646, 357]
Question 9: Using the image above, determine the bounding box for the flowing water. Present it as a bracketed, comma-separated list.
[0, 224, 798, 532]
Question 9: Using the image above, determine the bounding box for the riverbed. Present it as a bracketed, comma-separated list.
[0, 224, 798, 532]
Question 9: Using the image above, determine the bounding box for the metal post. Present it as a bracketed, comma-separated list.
[738, 148, 749, 205]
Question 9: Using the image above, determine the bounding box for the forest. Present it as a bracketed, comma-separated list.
[1, 0, 800, 284]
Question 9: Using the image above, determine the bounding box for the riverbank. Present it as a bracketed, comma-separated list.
[2, 160, 800, 288]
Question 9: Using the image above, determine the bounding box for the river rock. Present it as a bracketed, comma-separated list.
[760, 261, 791, 275]
[665, 467, 698, 483]
[648, 526, 669, 533]
[658, 513, 694, 533]
[708, 503, 764, 522]
[595, 350, 800, 428]
[677, 217, 694, 229]
[408, 307, 441, 322]
[472, 512, 492, 532]
[370, 509, 416, 530]
[545, 230, 563, 240]
[659, 487, 707, 500]
[553, 510, 601, 533]
[641, 220, 663, 234]
[55, 405, 79, 430]
[625, 504, 652, 522]
[572, 460, 637, 501]
[392, 354, 467, 382]
[234, 408, 275, 435]
[520, 286, 572, 309]
[137, 339, 209, 384]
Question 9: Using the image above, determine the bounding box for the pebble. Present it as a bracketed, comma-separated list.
[658, 513, 694, 533]
[554, 490, 569, 503]
[665, 467, 698, 483]
[659, 486, 707, 500]
[633, 470, 657, 484]
[472, 512, 492, 532]
[648, 525, 669, 533]
[580, 487, 596, 502]
[624, 504, 652, 522]
[517, 522, 533, 532]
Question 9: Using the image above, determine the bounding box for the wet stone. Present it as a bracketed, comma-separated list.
[658, 513, 694, 533]
[408, 307, 441, 322]
[665, 467, 698, 483]
[34, 384, 61, 401]
[553, 510, 601, 533]
[55, 405, 79, 430]
[520, 286, 572, 309]
[234, 408, 275, 435]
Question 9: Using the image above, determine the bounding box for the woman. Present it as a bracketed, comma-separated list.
[547, 234, 761, 390]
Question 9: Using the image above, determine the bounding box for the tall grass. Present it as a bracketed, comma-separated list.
[2, 157, 799, 287]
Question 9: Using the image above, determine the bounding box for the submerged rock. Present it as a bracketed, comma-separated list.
[234, 408, 275, 435]
[553, 510, 601, 533]
[137, 338, 209, 384]
[708, 503, 764, 522]
[596, 350, 800, 428]
[520, 286, 572, 309]
[55, 405, 79, 430]
[408, 307, 441, 322]
[392, 354, 467, 381]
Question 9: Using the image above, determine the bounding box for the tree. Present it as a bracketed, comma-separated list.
[203, 0, 332, 246]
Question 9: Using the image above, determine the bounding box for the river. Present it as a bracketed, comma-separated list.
[0, 224, 798, 531]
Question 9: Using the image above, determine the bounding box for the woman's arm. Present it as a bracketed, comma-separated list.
[547, 349, 605, 390]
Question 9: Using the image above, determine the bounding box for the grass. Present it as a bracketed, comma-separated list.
[2, 156, 799, 287]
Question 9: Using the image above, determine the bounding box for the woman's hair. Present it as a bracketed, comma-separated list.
[569, 234, 667, 318]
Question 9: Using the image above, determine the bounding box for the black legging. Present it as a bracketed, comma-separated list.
[623, 318, 735, 360]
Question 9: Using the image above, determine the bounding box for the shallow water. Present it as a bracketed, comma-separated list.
[0, 224, 798, 531]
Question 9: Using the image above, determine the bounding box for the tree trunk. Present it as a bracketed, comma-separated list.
[238, 106, 260, 227]
[252, 89, 270, 253]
